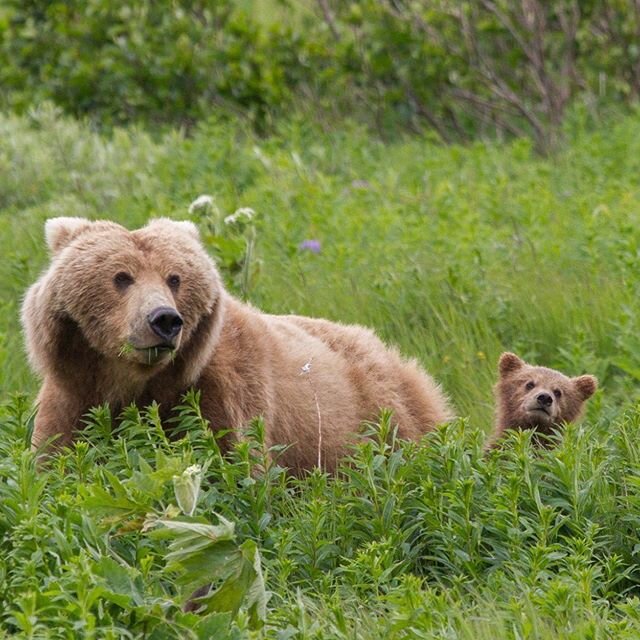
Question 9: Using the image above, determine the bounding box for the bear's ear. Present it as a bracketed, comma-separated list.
[146, 218, 200, 240]
[498, 352, 525, 377]
[45, 217, 93, 254]
[573, 374, 598, 400]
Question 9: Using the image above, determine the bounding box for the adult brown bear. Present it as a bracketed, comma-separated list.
[22, 217, 453, 472]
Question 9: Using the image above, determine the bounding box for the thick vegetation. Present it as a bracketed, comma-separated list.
[2, 1, 640, 149]
[2, 392, 640, 638]
[2, 107, 640, 636]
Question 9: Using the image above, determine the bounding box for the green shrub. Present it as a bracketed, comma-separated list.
[2, 390, 640, 638]
[4, 1, 640, 147]
[0, 0, 307, 130]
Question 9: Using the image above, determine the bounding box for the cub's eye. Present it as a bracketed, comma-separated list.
[114, 272, 134, 289]
[167, 274, 181, 289]
[525, 381, 535, 391]
[553, 389, 562, 399]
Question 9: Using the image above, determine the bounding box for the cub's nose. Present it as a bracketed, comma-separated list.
[536, 392, 553, 407]
[148, 306, 183, 341]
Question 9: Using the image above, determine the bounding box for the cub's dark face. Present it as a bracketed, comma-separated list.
[496, 352, 597, 434]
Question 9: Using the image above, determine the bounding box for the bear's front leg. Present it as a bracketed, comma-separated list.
[31, 379, 84, 452]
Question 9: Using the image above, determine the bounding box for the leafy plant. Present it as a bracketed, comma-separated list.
[3, 106, 640, 637]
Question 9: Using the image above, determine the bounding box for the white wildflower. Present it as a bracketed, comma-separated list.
[172, 464, 203, 517]
[224, 207, 256, 225]
[188, 194, 215, 214]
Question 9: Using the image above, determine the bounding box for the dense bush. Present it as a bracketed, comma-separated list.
[0, 0, 308, 130]
[3, 1, 640, 148]
[2, 391, 640, 638]
[323, 0, 640, 150]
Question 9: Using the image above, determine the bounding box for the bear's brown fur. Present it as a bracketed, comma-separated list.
[22, 217, 453, 472]
[487, 352, 597, 448]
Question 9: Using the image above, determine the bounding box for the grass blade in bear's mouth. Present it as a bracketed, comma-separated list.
[135, 345, 175, 353]
[133, 345, 175, 365]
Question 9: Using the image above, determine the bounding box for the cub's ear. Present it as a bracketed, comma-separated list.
[573, 374, 598, 400]
[146, 218, 200, 240]
[45, 217, 93, 254]
[498, 352, 525, 377]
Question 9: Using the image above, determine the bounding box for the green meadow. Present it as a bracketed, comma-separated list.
[3, 105, 640, 637]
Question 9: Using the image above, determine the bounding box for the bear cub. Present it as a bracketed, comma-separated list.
[488, 352, 597, 447]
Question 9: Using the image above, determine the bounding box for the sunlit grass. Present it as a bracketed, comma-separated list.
[3, 105, 640, 636]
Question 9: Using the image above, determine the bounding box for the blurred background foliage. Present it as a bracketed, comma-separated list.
[2, 0, 640, 151]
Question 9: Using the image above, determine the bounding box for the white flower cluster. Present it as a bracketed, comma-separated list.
[224, 207, 256, 225]
[188, 194, 215, 214]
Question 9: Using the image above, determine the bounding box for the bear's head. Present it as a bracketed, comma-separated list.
[22, 217, 225, 392]
[496, 352, 597, 434]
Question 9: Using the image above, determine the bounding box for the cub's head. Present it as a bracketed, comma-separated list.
[23, 217, 224, 384]
[496, 352, 597, 435]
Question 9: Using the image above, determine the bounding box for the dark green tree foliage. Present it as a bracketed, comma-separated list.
[324, 0, 640, 150]
[2, 0, 640, 148]
[0, 0, 305, 129]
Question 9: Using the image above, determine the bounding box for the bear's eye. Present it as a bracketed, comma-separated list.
[167, 274, 181, 289]
[553, 389, 562, 399]
[525, 381, 535, 391]
[114, 272, 134, 290]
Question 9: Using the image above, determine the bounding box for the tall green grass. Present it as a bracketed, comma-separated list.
[2, 105, 640, 636]
[2, 105, 639, 423]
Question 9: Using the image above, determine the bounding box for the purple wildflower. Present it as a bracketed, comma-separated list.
[299, 239, 321, 254]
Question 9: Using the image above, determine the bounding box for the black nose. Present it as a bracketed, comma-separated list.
[536, 392, 553, 407]
[148, 306, 183, 341]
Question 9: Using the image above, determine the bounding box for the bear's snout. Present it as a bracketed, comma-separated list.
[536, 392, 553, 408]
[523, 389, 557, 420]
[147, 306, 183, 342]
